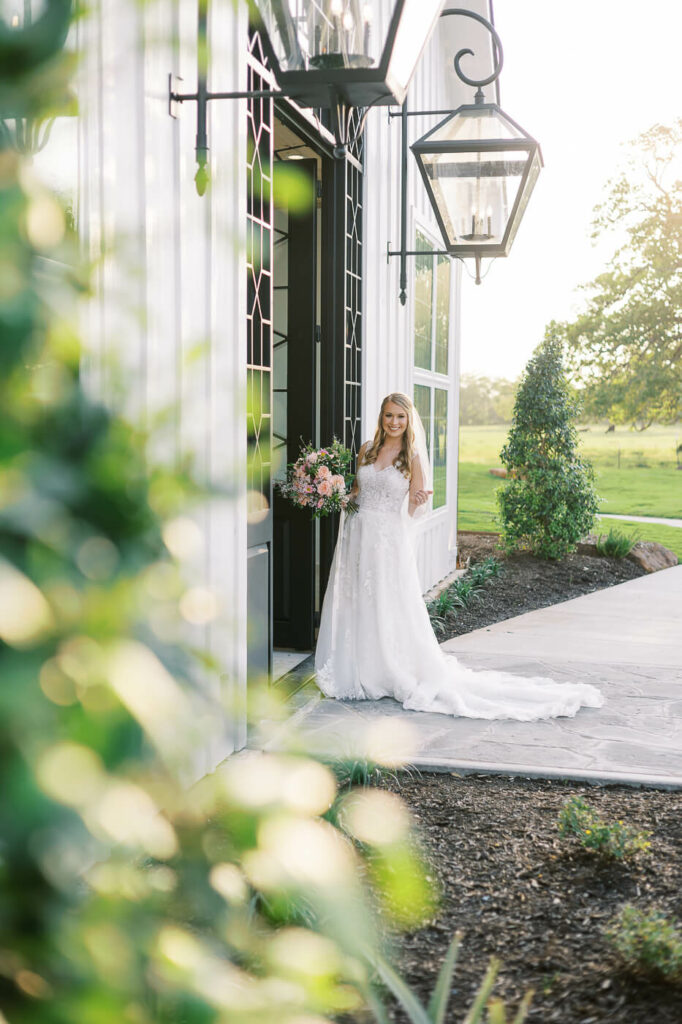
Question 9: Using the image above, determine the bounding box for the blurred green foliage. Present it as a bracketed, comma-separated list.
[0, 6, 534, 1023]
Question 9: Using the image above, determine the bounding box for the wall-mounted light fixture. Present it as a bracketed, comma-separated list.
[388, 8, 543, 300]
[170, 0, 446, 193]
[0, 0, 76, 156]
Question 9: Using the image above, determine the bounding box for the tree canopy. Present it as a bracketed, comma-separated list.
[553, 119, 682, 429]
[459, 374, 517, 425]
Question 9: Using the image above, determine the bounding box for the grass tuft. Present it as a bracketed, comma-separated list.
[595, 528, 638, 558]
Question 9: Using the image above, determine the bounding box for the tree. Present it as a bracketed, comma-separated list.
[459, 374, 518, 425]
[554, 119, 682, 429]
[497, 336, 599, 559]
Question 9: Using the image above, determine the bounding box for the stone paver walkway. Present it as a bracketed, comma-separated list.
[600, 512, 682, 528]
[279, 567, 682, 787]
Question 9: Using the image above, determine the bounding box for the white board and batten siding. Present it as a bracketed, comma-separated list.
[78, 0, 249, 774]
[77, 0, 494, 768]
[362, 0, 494, 593]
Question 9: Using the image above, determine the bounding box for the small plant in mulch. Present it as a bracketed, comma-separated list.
[595, 527, 638, 558]
[428, 558, 503, 638]
[605, 905, 682, 984]
[325, 756, 398, 791]
[558, 796, 652, 860]
[372, 932, 534, 1024]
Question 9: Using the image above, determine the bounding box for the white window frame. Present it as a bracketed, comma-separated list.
[411, 223, 456, 514]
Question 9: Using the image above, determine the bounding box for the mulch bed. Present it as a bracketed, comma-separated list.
[438, 532, 647, 640]
[380, 772, 682, 1023]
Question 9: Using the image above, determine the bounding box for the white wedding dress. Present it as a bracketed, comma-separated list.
[314, 461, 604, 720]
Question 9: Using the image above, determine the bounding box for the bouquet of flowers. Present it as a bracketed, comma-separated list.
[277, 439, 358, 519]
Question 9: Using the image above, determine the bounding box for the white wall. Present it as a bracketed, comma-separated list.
[79, 0, 248, 775]
[362, 1, 494, 591]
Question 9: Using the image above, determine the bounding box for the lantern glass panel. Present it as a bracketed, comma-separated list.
[255, 0, 391, 72]
[421, 147, 529, 247]
[429, 107, 524, 144]
[503, 148, 542, 250]
[254, 0, 442, 97]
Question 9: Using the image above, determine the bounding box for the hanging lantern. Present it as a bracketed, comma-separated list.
[248, 0, 445, 108]
[412, 97, 543, 269]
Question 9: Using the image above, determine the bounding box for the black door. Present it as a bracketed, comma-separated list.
[273, 158, 318, 649]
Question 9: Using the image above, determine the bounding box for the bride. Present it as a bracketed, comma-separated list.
[314, 392, 603, 720]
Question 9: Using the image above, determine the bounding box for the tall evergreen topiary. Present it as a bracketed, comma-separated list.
[497, 335, 599, 559]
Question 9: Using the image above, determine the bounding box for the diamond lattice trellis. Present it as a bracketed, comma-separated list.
[246, 42, 273, 504]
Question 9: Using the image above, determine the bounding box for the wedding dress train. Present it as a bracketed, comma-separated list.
[314, 462, 604, 720]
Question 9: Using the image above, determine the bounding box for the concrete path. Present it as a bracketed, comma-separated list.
[282, 567, 682, 788]
[600, 512, 682, 528]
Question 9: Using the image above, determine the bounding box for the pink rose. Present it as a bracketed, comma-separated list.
[317, 465, 332, 480]
[317, 479, 333, 497]
[331, 474, 345, 492]
[307, 452, 318, 464]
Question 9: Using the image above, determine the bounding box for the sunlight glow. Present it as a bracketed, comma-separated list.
[0, 558, 54, 647]
[340, 790, 411, 846]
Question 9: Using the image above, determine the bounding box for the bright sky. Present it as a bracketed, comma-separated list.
[459, 0, 682, 381]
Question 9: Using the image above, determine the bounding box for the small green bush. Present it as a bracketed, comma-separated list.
[595, 527, 637, 558]
[558, 796, 652, 860]
[498, 336, 599, 559]
[606, 905, 682, 984]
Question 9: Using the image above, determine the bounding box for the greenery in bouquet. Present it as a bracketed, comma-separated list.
[278, 439, 359, 519]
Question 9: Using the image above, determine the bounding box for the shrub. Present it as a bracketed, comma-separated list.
[558, 796, 652, 860]
[595, 527, 637, 558]
[606, 905, 682, 984]
[498, 336, 599, 559]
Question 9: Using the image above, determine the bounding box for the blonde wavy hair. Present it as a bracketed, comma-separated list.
[361, 392, 416, 479]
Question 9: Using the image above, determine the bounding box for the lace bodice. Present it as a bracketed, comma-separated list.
[356, 463, 409, 513]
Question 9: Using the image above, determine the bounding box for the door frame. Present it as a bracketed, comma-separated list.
[244, 24, 364, 684]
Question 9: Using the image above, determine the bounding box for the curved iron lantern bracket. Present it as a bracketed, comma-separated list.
[170, 5, 393, 194]
[448, 7, 503, 93]
[387, 7, 506, 303]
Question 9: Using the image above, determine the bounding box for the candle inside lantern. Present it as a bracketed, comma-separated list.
[330, 0, 343, 52]
[343, 8, 354, 56]
[362, 4, 372, 56]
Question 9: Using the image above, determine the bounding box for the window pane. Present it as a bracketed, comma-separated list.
[435, 255, 450, 375]
[414, 232, 433, 370]
[413, 384, 432, 460]
[433, 388, 448, 509]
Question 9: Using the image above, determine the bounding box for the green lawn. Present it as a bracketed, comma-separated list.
[457, 423, 682, 558]
[460, 423, 682, 471]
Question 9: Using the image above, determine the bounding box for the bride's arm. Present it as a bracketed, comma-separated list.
[408, 455, 432, 516]
[349, 442, 368, 500]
